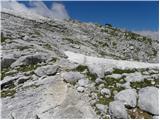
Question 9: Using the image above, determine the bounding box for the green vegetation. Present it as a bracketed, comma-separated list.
[112, 41, 117, 46]
[2, 81, 15, 90]
[103, 77, 125, 94]
[130, 79, 158, 89]
[34, 30, 41, 36]
[16, 64, 39, 72]
[96, 91, 113, 105]
[112, 68, 136, 74]
[43, 43, 52, 50]
[74, 65, 88, 72]
[63, 37, 81, 44]
[152, 49, 157, 56]
[101, 42, 109, 47]
[1, 32, 9, 43]
[1, 68, 10, 80]
[1, 89, 16, 98]
[50, 57, 58, 63]
[73, 65, 97, 81]
[101, 29, 108, 33]
[105, 23, 112, 28]
[124, 31, 153, 44]
[86, 72, 97, 81]
[94, 77, 126, 107]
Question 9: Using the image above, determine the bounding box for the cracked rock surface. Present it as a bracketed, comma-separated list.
[1, 9, 159, 119]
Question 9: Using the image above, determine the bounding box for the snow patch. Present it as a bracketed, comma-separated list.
[64, 51, 158, 69]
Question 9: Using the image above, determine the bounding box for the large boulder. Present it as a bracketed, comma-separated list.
[109, 101, 129, 119]
[1, 55, 16, 68]
[114, 89, 137, 107]
[138, 87, 159, 115]
[34, 65, 58, 77]
[61, 72, 84, 84]
[11, 53, 50, 68]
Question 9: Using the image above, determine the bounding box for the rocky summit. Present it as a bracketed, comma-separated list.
[0, 9, 159, 119]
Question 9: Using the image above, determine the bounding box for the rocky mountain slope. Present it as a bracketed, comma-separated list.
[1, 9, 159, 119]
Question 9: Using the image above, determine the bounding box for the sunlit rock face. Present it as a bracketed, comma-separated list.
[1, 10, 159, 119]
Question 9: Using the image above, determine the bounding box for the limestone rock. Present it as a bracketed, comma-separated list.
[11, 53, 50, 68]
[62, 72, 84, 84]
[34, 65, 58, 77]
[138, 87, 159, 115]
[95, 78, 103, 84]
[114, 89, 137, 107]
[1, 55, 16, 68]
[77, 79, 89, 87]
[107, 74, 122, 79]
[109, 101, 129, 119]
[77, 86, 85, 92]
[101, 88, 111, 96]
[95, 104, 107, 113]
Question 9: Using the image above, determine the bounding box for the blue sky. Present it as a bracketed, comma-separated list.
[19, 1, 158, 31]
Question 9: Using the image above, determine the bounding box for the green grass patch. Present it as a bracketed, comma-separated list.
[130, 79, 158, 89]
[112, 68, 136, 74]
[112, 41, 117, 46]
[16, 64, 39, 72]
[1, 32, 9, 43]
[1, 68, 10, 80]
[86, 72, 97, 81]
[50, 57, 58, 63]
[72, 65, 97, 81]
[43, 43, 52, 50]
[63, 37, 81, 44]
[1, 89, 16, 98]
[74, 65, 88, 72]
[34, 30, 41, 36]
[101, 29, 108, 33]
[96, 92, 114, 105]
[103, 77, 125, 94]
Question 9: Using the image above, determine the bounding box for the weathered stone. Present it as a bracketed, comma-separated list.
[56, 106, 83, 118]
[109, 101, 129, 119]
[62, 72, 84, 84]
[77, 86, 85, 92]
[114, 89, 137, 107]
[77, 79, 89, 87]
[107, 74, 122, 79]
[11, 53, 50, 68]
[95, 78, 103, 84]
[1, 55, 16, 68]
[95, 104, 107, 113]
[34, 65, 58, 77]
[124, 72, 144, 82]
[100, 88, 111, 98]
[138, 87, 159, 115]
[17, 76, 30, 84]
[153, 116, 159, 119]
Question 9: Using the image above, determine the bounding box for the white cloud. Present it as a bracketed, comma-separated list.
[1, 0, 70, 20]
